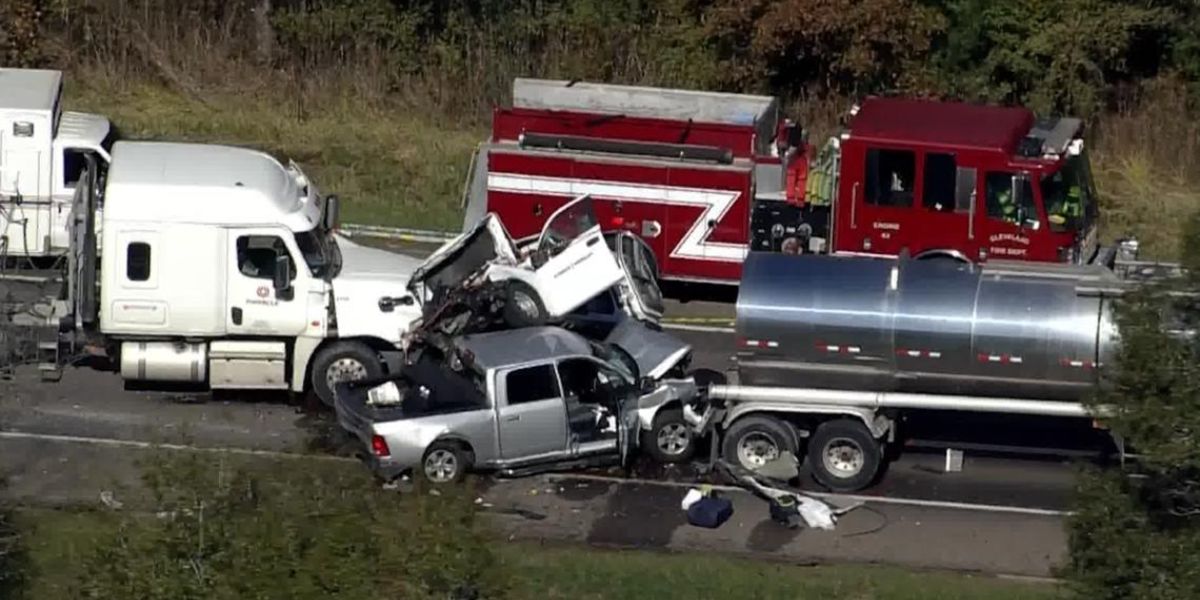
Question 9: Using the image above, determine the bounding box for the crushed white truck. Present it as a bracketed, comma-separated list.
[6, 139, 647, 406]
[0, 68, 114, 259]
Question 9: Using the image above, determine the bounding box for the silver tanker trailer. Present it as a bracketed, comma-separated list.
[702, 246, 1173, 492]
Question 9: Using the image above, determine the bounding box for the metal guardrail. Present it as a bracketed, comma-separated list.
[337, 223, 458, 244]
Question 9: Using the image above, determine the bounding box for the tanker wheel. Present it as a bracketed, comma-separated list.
[807, 419, 882, 493]
[721, 416, 798, 473]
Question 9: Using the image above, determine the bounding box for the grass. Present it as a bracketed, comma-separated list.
[65, 77, 484, 232]
[15, 506, 1061, 600]
[502, 542, 1064, 600]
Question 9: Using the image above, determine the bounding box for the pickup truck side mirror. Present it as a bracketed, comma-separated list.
[273, 254, 294, 301]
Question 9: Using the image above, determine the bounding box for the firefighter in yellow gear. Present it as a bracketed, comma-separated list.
[1047, 185, 1083, 227]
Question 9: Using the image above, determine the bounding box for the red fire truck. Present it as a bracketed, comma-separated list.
[461, 78, 1101, 284]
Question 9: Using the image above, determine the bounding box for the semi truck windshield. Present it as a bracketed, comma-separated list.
[295, 227, 341, 279]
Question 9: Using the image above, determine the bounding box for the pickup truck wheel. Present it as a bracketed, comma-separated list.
[642, 407, 696, 463]
[721, 416, 798, 473]
[311, 342, 383, 408]
[421, 442, 471, 485]
[503, 281, 547, 328]
[807, 419, 882, 492]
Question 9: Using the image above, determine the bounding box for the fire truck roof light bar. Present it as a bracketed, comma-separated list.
[707, 384, 1114, 419]
[517, 132, 735, 165]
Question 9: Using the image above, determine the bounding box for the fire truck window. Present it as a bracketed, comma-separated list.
[922, 153, 959, 212]
[236, 235, 296, 281]
[985, 172, 1038, 227]
[865, 149, 915, 208]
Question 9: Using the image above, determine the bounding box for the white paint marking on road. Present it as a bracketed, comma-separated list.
[0, 430, 357, 463]
[662, 323, 735, 334]
[547, 472, 1073, 517]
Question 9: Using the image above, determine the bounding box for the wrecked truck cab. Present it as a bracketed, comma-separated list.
[333, 324, 703, 484]
[407, 194, 625, 332]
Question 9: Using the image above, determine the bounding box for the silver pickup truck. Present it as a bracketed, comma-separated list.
[333, 321, 703, 484]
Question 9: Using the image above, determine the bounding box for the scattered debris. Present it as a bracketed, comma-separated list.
[714, 458, 860, 531]
[944, 448, 964, 472]
[686, 491, 734, 529]
[99, 490, 124, 510]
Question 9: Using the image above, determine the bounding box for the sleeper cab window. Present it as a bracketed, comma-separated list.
[126, 242, 151, 282]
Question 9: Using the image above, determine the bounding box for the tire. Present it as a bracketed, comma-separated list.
[420, 441, 472, 485]
[641, 407, 696, 464]
[502, 281, 547, 328]
[310, 341, 384, 408]
[721, 415, 799, 473]
[807, 419, 883, 492]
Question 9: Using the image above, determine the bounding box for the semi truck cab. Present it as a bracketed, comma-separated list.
[0, 68, 113, 257]
[65, 141, 424, 405]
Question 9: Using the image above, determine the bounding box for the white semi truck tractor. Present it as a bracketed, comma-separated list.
[0, 68, 114, 260]
[701, 247, 1169, 492]
[42, 140, 426, 405]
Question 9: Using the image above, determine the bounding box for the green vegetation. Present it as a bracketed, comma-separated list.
[16, 452, 506, 600]
[67, 81, 483, 231]
[506, 544, 1062, 600]
[0, 499, 29, 600]
[0, 0, 1195, 255]
[1063, 212, 1200, 599]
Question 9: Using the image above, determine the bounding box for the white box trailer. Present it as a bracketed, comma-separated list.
[0, 68, 113, 258]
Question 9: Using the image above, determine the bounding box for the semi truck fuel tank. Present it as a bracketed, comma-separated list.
[734, 253, 1121, 401]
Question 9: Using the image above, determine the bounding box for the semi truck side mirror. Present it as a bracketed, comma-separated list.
[323, 194, 340, 230]
[273, 254, 294, 300]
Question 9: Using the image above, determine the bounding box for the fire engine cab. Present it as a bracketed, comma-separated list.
[462, 78, 1100, 284]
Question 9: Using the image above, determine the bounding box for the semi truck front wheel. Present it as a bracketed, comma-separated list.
[311, 341, 383, 407]
[807, 419, 882, 492]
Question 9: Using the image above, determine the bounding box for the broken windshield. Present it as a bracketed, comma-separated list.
[295, 226, 341, 279]
[539, 196, 600, 254]
[590, 341, 639, 384]
[1041, 153, 1095, 233]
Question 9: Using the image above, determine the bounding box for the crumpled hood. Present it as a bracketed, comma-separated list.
[408, 214, 519, 298]
[605, 318, 692, 380]
[331, 234, 424, 342]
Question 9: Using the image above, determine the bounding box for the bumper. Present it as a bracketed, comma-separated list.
[332, 388, 416, 481]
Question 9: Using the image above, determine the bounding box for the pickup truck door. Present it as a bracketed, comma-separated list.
[614, 232, 665, 322]
[496, 364, 569, 461]
[532, 195, 624, 317]
[225, 229, 310, 336]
